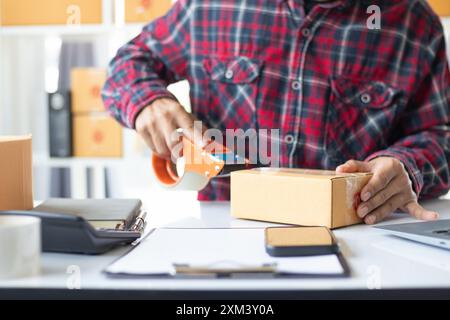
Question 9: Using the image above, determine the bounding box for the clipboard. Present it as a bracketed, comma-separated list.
[104, 228, 350, 278]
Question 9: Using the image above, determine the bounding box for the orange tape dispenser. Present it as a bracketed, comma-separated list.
[152, 136, 259, 191]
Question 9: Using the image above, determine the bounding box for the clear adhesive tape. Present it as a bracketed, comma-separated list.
[168, 171, 210, 191]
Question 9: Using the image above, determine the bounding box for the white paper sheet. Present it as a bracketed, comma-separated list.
[105, 229, 345, 276]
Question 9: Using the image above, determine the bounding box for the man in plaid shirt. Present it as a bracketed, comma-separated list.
[102, 0, 450, 224]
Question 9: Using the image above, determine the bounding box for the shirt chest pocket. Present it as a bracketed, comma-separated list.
[325, 76, 405, 164]
[202, 56, 262, 129]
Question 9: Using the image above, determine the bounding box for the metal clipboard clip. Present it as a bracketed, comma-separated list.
[173, 261, 278, 277]
[129, 210, 147, 234]
[93, 210, 147, 235]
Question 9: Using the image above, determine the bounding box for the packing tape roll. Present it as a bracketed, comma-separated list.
[152, 136, 228, 191]
[152, 154, 211, 191]
[0, 216, 41, 279]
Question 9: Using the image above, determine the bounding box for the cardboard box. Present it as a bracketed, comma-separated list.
[0, 0, 102, 26]
[125, 0, 173, 23]
[71, 68, 107, 114]
[0, 136, 33, 211]
[231, 169, 372, 229]
[73, 115, 123, 157]
[428, 0, 450, 16]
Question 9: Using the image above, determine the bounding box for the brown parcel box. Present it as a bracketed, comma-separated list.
[0, 136, 33, 211]
[0, 0, 102, 26]
[231, 169, 372, 229]
[73, 115, 123, 157]
[71, 68, 107, 114]
[125, 0, 173, 23]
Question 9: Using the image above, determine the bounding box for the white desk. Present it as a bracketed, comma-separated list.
[1, 196, 450, 299]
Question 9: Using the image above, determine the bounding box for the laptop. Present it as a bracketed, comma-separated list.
[375, 220, 450, 250]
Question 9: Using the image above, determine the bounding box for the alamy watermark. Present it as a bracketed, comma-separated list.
[366, 265, 382, 290]
[66, 5, 81, 26]
[66, 265, 81, 290]
[170, 121, 281, 167]
[367, 5, 381, 30]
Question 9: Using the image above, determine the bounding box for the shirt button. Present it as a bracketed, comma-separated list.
[302, 28, 311, 38]
[291, 81, 301, 91]
[360, 93, 372, 104]
[284, 134, 295, 145]
[225, 69, 234, 79]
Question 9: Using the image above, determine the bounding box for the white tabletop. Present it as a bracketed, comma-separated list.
[1, 194, 450, 296]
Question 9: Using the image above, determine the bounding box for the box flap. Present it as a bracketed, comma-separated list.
[0, 135, 32, 142]
[331, 174, 372, 228]
[236, 168, 371, 180]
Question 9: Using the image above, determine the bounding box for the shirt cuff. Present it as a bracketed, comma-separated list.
[128, 90, 178, 129]
[366, 149, 424, 196]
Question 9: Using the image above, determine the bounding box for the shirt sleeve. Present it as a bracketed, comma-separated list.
[366, 21, 450, 199]
[102, 0, 193, 128]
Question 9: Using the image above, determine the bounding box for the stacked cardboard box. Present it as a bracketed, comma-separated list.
[0, 0, 102, 26]
[125, 0, 173, 23]
[71, 68, 123, 157]
[428, 0, 450, 16]
[0, 0, 174, 26]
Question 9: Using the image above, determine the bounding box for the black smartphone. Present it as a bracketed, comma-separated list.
[265, 226, 339, 257]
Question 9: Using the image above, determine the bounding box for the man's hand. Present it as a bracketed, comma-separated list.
[336, 157, 439, 225]
[135, 98, 205, 159]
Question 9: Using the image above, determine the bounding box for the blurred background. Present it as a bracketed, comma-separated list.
[0, 0, 449, 201]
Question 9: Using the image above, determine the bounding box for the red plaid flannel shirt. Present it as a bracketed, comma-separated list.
[103, 0, 450, 201]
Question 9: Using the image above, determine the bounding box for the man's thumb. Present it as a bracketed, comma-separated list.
[405, 202, 439, 221]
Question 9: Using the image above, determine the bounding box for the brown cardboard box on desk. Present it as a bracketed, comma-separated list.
[0, 0, 102, 26]
[231, 168, 372, 229]
[0, 136, 33, 211]
[125, 0, 173, 23]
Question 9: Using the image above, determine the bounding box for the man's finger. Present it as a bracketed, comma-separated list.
[176, 108, 196, 129]
[181, 118, 209, 149]
[357, 176, 403, 218]
[360, 167, 397, 202]
[139, 127, 156, 154]
[363, 193, 405, 225]
[169, 129, 184, 160]
[405, 202, 439, 221]
[161, 118, 180, 155]
[336, 160, 371, 173]
[149, 124, 171, 159]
